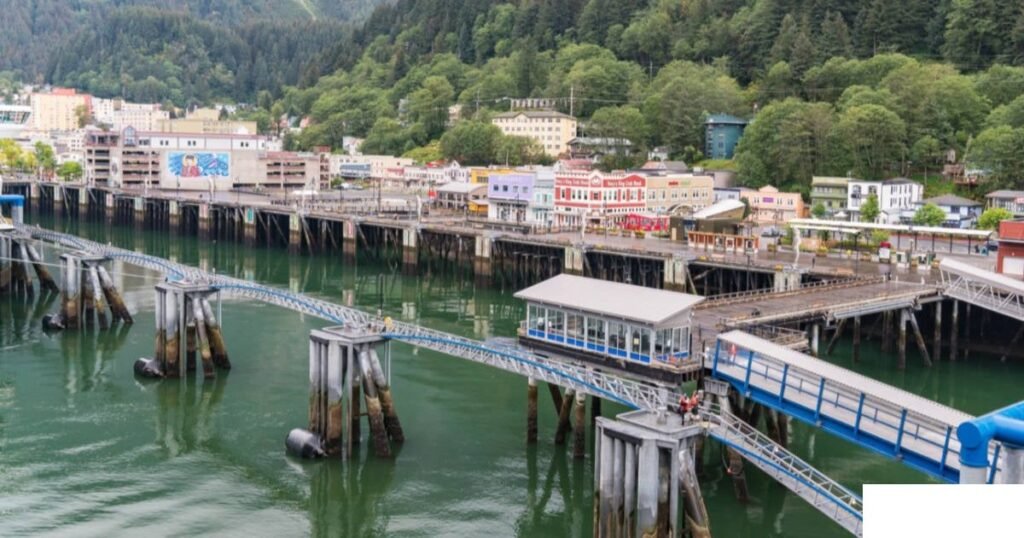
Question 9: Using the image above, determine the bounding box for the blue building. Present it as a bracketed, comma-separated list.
[704, 114, 749, 160]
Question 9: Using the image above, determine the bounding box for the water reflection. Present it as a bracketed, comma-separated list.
[151, 374, 228, 457]
[307, 450, 396, 537]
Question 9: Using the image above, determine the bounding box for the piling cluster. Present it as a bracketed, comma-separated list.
[0, 235, 59, 298]
[47, 253, 134, 331]
[288, 328, 403, 460]
[136, 282, 230, 379]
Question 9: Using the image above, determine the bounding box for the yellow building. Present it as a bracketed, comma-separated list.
[644, 174, 715, 214]
[491, 111, 577, 157]
[469, 166, 515, 185]
[157, 117, 258, 135]
[30, 88, 91, 132]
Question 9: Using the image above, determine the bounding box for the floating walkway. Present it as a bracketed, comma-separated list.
[940, 258, 1024, 323]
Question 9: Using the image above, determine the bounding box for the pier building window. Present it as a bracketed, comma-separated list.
[608, 321, 628, 357]
[586, 317, 606, 352]
[528, 305, 544, 336]
[547, 309, 565, 341]
[630, 326, 651, 362]
[566, 313, 585, 347]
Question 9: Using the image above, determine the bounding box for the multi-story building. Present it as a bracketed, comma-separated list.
[157, 108, 257, 135]
[553, 170, 645, 227]
[92, 98, 169, 132]
[30, 88, 91, 132]
[704, 114, 748, 159]
[491, 110, 577, 157]
[747, 185, 804, 225]
[916, 195, 983, 229]
[644, 174, 714, 214]
[0, 104, 32, 139]
[487, 172, 535, 223]
[84, 127, 324, 191]
[986, 190, 1024, 219]
[331, 155, 414, 181]
[811, 176, 851, 216]
[713, 186, 755, 203]
[402, 161, 468, 188]
[847, 178, 923, 223]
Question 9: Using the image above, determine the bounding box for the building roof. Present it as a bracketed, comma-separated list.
[986, 190, 1024, 199]
[692, 199, 746, 220]
[882, 177, 919, 185]
[704, 114, 748, 125]
[437, 182, 485, 194]
[492, 110, 576, 120]
[568, 137, 633, 147]
[923, 194, 982, 207]
[812, 176, 853, 185]
[514, 274, 704, 328]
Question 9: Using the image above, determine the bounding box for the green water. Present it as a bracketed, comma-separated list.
[1, 217, 1021, 537]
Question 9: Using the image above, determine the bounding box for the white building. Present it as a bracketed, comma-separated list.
[330, 154, 414, 180]
[847, 178, 923, 224]
[92, 98, 170, 132]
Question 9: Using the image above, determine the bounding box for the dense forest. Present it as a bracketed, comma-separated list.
[257, 0, 1024, 194]
[1, 0, 385, 103]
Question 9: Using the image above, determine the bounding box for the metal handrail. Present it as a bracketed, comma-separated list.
[696, 276, 880, 310]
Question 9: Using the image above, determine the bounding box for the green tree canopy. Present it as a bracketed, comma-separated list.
[56, 161, 83, 182]
[978, 207, 1013, 230]
[439, 121, 503, 165]
[836, 104, 906, 180]
[912, 203, 946, 226]
[860, 193, 880, 222]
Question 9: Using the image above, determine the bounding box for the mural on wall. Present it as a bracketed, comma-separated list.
[168, 152, 229, 178]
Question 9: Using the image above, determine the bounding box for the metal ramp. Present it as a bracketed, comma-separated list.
[707, 330, 1003, 483]
[701, 403, 863, 536]
[940, 258, 1024, 322]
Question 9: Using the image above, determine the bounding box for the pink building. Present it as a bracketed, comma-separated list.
[747, 185, 805, 225]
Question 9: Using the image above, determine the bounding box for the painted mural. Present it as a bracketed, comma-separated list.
[168, 152, 230, 178]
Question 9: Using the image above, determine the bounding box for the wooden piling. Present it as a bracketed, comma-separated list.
[60, 254, 80, 329]
[185, 321, 197, 372]
[0, 236, 10, 293]
[964, 303, 972, 360]
[853, 316, 861, 363]
[907, 309, 932, 367]
[898, 309, 908, 370]
[368, 348, 404, 443]
[591, 395, 601, 428]
[87, 265, 109, 329]
[97, 265, 132, 324]
[163, 290, 180, 377]
[358, 348, 391, 457]
[351, 375, 361, 445]
[191, 297, 215, 378]
[14, 242, 34, 296]
[527, 377, 538, 444]
[547, 382, 564, 413]
[200, 298, 231, 369]
[933, 301, 942, 361]
[680, 441, 711, 538]
[720, 393, 749, 502]
[950, 300, 959, 362]
[554, 388, 575, 445]
[825, 318, 846, 356]
[324, 341, 344, 456]
[25, 244, 59, 293]
[572, 391, 586, 459]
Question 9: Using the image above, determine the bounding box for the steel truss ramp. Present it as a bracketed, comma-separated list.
[702, 403, 863, 536]
[940, 258, 1024, 322]
[24, 226, 675, 411]
[708, 330, 1003, 484]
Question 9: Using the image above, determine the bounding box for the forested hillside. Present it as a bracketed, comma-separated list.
[0, 0, 384, 95]
[263, 0, 1024, 193]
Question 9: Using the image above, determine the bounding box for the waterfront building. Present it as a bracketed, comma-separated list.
[746, 185, 805, 225]
[491, 110, 577, 157]
[553, 170, 645, 227]
[30, 88, 91, 132]
[811, 176, 852, 216]
[92, 98, 169, 132]
[916, 194, 983, 228]
[402, 161, 467, 188]
[713, 186, 755, 203]
[515, 274, 703, 381]
[567, 137, 634, 160]
[156, 108, 257, 135]
[997, 220, 1024, 277]
[0, 104, 32, 139]
[643, 174, 714, 215]
[435, 182, 487, 213]
[330, 155, 414, 182]
[846, 178, 923, 223]
[986, 190, 1024, 219]
[84, 127, 325, 191]
[704, 114, 748, 159]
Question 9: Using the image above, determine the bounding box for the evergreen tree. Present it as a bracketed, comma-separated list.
[819, 11, 853, 59]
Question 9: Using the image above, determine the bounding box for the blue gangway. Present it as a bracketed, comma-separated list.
[707, 330, 1002, 483]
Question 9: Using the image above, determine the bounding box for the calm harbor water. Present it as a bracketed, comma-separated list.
[1, 216, 1020, 537]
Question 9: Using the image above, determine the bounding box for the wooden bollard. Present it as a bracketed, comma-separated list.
[554, 388, 575, 445]
[358, 348, 391, 457]
[369, 348, 404, 443]
[200, 298, 231, 369]
[526, 377, 538, 444]
[572, 391, 586, 459]
[97, 265, 133, 324]
[87, 265, 109, 329]
[25, 244, 59, 293]
[191, 297, 215, 378]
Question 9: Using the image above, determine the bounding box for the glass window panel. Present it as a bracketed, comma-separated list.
[586, 317, 606, 346]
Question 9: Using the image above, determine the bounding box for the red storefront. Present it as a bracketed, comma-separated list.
[623, 213, 669, 231]
[554, 172, 646, 227]
[997, 220, 1024, 278]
